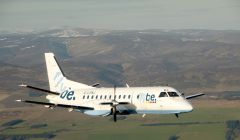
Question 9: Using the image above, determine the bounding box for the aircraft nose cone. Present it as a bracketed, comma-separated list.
[186, 104, 193, 112]
[176, 101, 193, 113]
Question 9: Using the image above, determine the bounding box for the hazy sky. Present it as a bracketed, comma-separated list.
[0, 0, 240, 31]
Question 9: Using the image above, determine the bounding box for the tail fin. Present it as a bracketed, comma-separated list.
[45, 53, 91, 92]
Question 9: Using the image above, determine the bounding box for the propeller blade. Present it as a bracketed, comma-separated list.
[114, 111, 117, 122]
[118, 102, 129, 105]
[113, 85, 116, 101]
[112, 106, 117, 122]
[100, 102, 113, 105]
[111, 85, 118, 122]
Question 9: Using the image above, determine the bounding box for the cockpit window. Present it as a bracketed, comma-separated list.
[159, 92, 168, 97]
[168, 92, 179, 97]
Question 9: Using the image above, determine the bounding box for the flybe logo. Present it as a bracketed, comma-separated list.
[60, 88, 76, 100]
[54, 72, 67, 92]
[146, 93, 156, 103]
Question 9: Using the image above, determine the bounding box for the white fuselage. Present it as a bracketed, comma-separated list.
[46, 86, 193, 116]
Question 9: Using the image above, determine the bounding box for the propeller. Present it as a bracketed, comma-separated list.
[111, 85, 118, 122]
[100, 85, 129, 122]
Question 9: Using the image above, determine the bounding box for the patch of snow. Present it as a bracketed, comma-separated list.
[138, 31, 160, 35]
[20, 45, 36, 50]
[95, 50, 106, 55]
[92, 30, 110, 36]
[1, 45, 19, 48]
[181, 38, 203, 42]
[51, 29, 91, 38]
[133, 37, 141, 42]
[0, 38, 7, 41]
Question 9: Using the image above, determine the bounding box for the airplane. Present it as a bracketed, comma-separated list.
[16, 53, 204, 122]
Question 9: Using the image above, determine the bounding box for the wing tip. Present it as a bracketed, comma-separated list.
[15, 99, 22, 102]
[19, 84, 27, 87]
[185, 93, 205, 99]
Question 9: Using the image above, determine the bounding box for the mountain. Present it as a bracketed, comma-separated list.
[0, 29, 240, 99]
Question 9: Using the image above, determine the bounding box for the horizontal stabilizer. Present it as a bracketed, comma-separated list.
[16, 99, 94, 110]
[91, 83, 100, 87]
[19, 84, 60, 95]
[185, 93, 205, 99]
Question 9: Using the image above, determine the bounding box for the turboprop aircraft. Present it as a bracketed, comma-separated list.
[16, 53, 204, 122]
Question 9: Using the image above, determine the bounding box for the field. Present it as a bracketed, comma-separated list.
[0, 99, 240, 140]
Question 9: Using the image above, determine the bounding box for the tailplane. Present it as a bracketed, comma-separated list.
[45, 53, 92, 92]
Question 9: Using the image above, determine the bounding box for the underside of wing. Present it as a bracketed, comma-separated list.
[16, 99, 94, 110]
[100, 101, 130, 105]
[19, 84, 60, 95]
[185, 93, 205, 99]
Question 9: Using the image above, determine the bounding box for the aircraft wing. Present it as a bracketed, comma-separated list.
[100, 102, 130, 105]
[16, 99, 94, 110]
[19, 84, 60, 95]
[185, 93, 205, 99]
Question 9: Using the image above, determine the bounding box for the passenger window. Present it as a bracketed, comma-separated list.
[159, 92, 168, 97]
[91, 95, 94, 99]
[128, 95, 131, 99]
[168, 92, 179, 97]
[100, 95, 102, 99]
[123, 95, 126, 99]
[104, 95, 107, 99]
[109, 95, 111, 99]
[119, 95, 121, 99]
[83, 95, 85, 99]
[96, 95, 98, 99]
[137, 95, 140, 99]
[87, 95, 89, 99]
